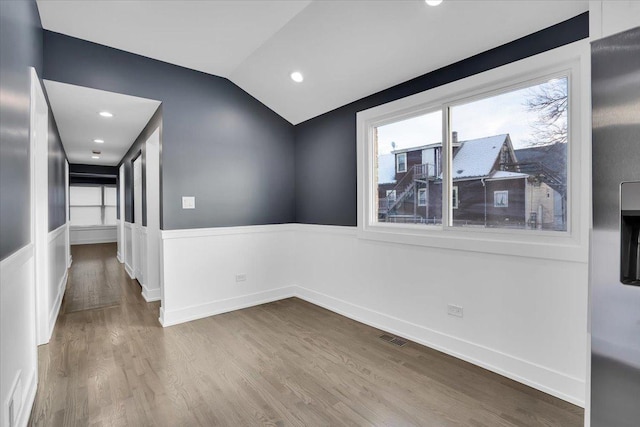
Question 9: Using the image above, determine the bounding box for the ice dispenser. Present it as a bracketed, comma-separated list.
[621, 181, 640, 285]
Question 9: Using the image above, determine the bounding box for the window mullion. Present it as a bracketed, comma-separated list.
[442, 105, 451, 229]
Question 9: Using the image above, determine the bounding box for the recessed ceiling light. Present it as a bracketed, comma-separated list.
[91, 155, 100, 159]
[99, 111, 113, 118]
[94, 139, 104, 143]
[290, 71, 304, 83]
[425, 0, 443, 6]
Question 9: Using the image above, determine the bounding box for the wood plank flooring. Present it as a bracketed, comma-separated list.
[29, 243, 583, 426]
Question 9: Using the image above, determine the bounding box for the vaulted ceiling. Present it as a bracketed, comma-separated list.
[37, 0, 589, 125]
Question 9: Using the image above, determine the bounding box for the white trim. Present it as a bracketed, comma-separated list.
[47, 223, 67, 243]
[396, 152, 407, 173]
[125, 264, 135, 280]
[293, 286, 585, 407]
[141, 285, 161, 302]
[160, 286, 296, 327]
[117, 252, 123, 263]
[13, 369, 37, 427]
[0, 244, 34, 272]
[160, 223, 297, 240]
[47, 268, 67, 340]
[356, 40, 589, 263]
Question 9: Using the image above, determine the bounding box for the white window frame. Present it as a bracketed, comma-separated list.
[396, 152, 407, 173]
[494, 190, 509, 208]
[356, 40, 589, 262]
[386, 189, 397, 201]
[417, 188, 427, 206]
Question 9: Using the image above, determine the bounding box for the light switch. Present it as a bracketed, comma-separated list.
[182, 196, 195, 209]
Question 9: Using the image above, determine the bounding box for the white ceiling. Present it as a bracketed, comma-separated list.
[37, 1, 588, 125]
[43, 80, 161, 166]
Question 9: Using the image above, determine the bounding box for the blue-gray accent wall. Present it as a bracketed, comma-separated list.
[293, 12, 589, 226]
[43, 31, 296, 230]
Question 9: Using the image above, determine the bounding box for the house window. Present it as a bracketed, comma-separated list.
[418, 188, 427, 206]
[70, 185, 116, 226]
[358, 40, 586, 258]
[452, 186, 459, 209]
[386, 190, 396, 201]
[396, 152, 407, 173]
[494, 191, 508, 207]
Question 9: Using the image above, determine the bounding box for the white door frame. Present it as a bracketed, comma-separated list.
[143, 128, 161, 302]
[30, 68, 50, 346]
[118, 164, 125, 264]
[132, 155, 143, 285]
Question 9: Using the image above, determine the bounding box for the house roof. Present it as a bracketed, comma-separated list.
[378, 153, 396, 184]
[487, 171, 529, 181]
[451, 134, 509, 180]
[514, 143, 567, 190]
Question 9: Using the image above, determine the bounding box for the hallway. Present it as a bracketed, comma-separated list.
[28, 244, 583, 426]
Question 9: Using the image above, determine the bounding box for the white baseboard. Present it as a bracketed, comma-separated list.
[125, 263, 135, 279]
[15, 369, 37, 427]
[142, 284, 161, 302]
[67, 255, 72, 268]
[70, 237, 117, 245]
[46, 268, 68, 342]
[293, 285, 585, 407]
[160, 286, 296, 327]
[117, 252, 123, 264]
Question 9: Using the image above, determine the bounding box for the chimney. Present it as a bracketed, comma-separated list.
[452, 131, 458, 145]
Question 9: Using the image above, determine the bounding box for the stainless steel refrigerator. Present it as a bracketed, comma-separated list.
[590, 26, 640, 427]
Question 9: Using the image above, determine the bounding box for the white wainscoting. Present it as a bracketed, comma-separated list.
[159, 224, 296, 327]
[134, 225, 147, 288]
[124, 222, 134, 279]
[292, 224, 588, 407]
[47, 224, 68, 341]
[0, 244, 38, 427]
[70, 225, 117, 245]
[116, 220, 123, 263]
[157, 223, 588, 406]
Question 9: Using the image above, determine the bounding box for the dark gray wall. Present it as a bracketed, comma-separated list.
[43, 32, 296, 230]
[48, 113, 66, 231]
[0, 0, 43, 259]
[119, 106, 162, 226]
[294, 12, 589, 226]
[69, 163, 118, 186]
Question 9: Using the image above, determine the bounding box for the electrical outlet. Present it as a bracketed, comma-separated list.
[235, 273, 247, 282]
[447, 304, 463, 318]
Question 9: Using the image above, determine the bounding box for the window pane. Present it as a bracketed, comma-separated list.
[449, 77, 568, 231]
[70, 206, 102, 226]
[70, 186, 102, 206]
[375, 110, 442, 225]
[104, 187, 117, 206]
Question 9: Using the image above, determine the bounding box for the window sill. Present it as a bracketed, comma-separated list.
[358, 223, 588, 263]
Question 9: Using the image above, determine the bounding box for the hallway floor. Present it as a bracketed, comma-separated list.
[29, 243, 583, 426]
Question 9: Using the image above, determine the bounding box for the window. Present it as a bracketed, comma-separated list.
[452, 186, 459, 209]
[396, 153, 407, 173]
[494, 191, 508, 207]
[357, 40, 586, 259]
[70, 185, 117, 226]
[418, 188, 427, 206]
[386, 190, 396, 201]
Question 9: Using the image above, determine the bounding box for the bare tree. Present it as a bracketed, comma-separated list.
[525, 77, 568, 146]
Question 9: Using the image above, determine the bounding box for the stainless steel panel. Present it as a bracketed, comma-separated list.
[591, 27, 640, 427]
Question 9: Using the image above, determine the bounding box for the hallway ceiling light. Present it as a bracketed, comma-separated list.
[99, 111, 113, 117]
[425, 0, 443, 6]
[94, 139, 104, 143]
[91, 155, 100, 159]
[290, 71, 304, 83]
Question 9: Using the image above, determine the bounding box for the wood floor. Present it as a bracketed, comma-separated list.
[29, 243, 583, 426]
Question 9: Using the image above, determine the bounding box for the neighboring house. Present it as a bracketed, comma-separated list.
[378, 134, 562, 230]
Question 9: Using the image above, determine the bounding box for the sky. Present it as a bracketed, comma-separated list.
[377, 77, 567, 155]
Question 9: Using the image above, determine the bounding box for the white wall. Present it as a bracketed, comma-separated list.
[47, 225, 68, 339]
[144, 128, 161, 302]
[124, 222, 133, 278]
[159, 225, 296, 326]
[0, 246, 38, 427]
[70, 225, 117, 245]
[294, 225, 588, 405]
